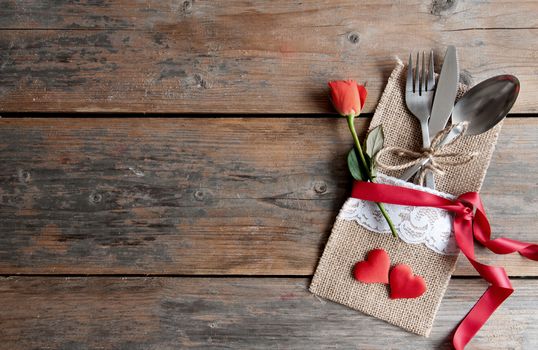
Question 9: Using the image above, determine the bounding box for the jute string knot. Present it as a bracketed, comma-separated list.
[375, 122, 479, 186]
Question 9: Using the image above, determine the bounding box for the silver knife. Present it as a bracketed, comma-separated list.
[429, 46, 459, 139]
[423, 46, 459, 189]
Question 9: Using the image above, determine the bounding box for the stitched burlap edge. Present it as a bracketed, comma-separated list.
[310, 62, 502, 336]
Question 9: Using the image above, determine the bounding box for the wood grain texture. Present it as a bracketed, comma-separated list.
[0, 118, 536, 276]
[0, 0, 537, 113]
[0, 277, 536, 349]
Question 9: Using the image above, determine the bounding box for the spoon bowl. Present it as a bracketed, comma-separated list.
[452, 75, 520, 135]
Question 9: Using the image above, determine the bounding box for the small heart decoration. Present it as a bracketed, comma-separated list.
[389, 264, 427, 299]
[353, 248, 390, 284]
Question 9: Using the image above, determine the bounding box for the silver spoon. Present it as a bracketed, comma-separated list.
[400, 74, 520, 182]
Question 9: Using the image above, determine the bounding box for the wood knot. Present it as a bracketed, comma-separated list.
[194, 74, 209, 89]
[431, 0, 458, 16]
[194, 190, 204, 201]
[347, 32, 360, 45]
[181, 0, 194, 15]
[314, 181, 327, 194]
[128, 166, 145, 177]
[17, 169, 31, 183]
[89, 192, 103, 205]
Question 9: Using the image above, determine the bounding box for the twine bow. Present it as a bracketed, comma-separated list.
[374, 122, 479, 185]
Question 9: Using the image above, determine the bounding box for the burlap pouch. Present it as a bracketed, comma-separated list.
[310, 62, 502, 336]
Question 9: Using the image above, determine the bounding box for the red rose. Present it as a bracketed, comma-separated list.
[328, 80, 367, 117]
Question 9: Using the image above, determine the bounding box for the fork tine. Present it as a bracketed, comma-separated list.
[406, 53, 413, 92]
[420, 51, 427, 95]
[415, 52, 419, 94]
[428, 50, 435, 91]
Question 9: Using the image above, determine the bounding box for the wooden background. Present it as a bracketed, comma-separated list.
[0, 1, 537, 349]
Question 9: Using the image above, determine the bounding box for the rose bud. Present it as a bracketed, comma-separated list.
[328, 80, 367, 117]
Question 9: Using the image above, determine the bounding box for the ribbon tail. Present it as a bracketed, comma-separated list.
[453, 215, 515, 350]
[453, 285, 513, 350]
[483, 237, 538, 258]
[519, 246, 538, 260]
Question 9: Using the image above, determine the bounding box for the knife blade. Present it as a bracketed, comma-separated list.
[429, 46, 459, 138]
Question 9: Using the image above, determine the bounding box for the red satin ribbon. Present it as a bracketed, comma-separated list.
[350, 181, 538, 349]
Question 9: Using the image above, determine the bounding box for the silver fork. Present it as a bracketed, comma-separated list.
[403, 51, 436, 188]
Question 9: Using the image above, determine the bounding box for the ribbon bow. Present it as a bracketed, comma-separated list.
[350, 180, 538, 349]
[375, 122, 479, 185]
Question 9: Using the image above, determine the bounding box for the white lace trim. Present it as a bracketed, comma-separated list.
[338, 174, 460, 255]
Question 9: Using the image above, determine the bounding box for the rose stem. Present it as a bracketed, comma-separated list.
[347, 115, 398, 239]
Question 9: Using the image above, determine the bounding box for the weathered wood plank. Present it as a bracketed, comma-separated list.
[0, 0, 537, 113]
[0, 118, 536, 276]
[0, 277, 536, 349]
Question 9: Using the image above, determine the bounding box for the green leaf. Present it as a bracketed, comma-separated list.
[347, 148, 365, 181]
[365, 125, 385, 158]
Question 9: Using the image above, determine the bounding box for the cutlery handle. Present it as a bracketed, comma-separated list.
[421, 121, 435, 189]
[400, 160, 426, 182]
[424, 172, 435, 188]
[399, 126, 463, 184]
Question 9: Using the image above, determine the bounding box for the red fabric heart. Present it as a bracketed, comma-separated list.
[389, 264, 427, 299]
[353, 248, 390, 284]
